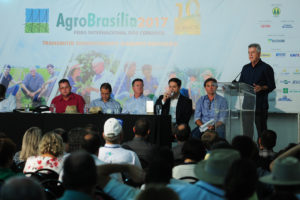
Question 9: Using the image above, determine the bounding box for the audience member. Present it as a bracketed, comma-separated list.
[51, 79, 85, 113]
[24, 132, 64, 174]
[172, 138, 206, 183]
[136, 184, 179, 200]
[0, 138, 17, 180]
[232, 135, 258, 160]
[259, 129, 277, 158]
[172, 123, 190, 162]
[169, 149, 240, 200]
[59, 151, 97, 200]
[224, 159, 258, 200]
[53, 128, 69, 153]
[122, 79, 150, 114]
[67, 127, 86, 153]
[98, 118, 141, 168]
[13, 127, 42, 165]
[0, 176, 46, 200]
[260, 157, 300, 198]
[122, 118, 155, 168]
[200, 129, 219, 151]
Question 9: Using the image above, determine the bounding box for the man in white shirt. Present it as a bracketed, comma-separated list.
[154, 78, 193, 126]
[98, 118, 142, 168]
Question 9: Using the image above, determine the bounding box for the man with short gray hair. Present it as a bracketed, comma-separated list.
[98, 118, 142, 168]
[239, 43, 275, 141]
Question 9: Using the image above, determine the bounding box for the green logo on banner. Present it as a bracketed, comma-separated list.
[25, 8, 49, 33]
[272, 7, 280, 17]
[283, 88, 288, 93]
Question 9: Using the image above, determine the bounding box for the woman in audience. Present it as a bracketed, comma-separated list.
[13, 127, 42, 165]
[172, 138, 206, 183]
[23, 132, 64, 174]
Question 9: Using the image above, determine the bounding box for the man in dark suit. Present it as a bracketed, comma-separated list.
[154, 78, 193, 127]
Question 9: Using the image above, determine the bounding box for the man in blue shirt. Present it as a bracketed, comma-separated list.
[90, 83, 122, 114]
[21, 67, 44, 102]
[0, 65, 20, 97]
[38, 64, 59, 101]
[192, 78, 228, 138]
[239, 43, 276, 140]
[122, 78, 150, 114]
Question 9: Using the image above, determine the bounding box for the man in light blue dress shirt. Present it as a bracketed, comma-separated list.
[192, 78, 228, 138]
[90, 83, 121, 114]
[122, 79, 150, 114]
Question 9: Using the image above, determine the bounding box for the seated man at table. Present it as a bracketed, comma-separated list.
[122, 78, 150, 114]
[90, 83, 122, 114]
[192, 78, 228, 139]
[51, 79, 85, 113]
[154, 78, 193, 126]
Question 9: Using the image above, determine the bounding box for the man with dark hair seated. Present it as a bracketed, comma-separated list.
[51, 79, 85, 113]
[172, 124, 191, 162]
[259, 129, 277, 158]
[122, 118, 155, 168]
[172, 138, 206, 183]
[60, 151, 97, 200]
[0, 176, 46, 200]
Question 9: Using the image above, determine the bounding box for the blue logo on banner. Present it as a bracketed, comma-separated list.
[276, 53, 286, 57]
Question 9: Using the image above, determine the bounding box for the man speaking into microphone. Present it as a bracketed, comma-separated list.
[155, 78, 193, 129]
[239, 43, 276, 141]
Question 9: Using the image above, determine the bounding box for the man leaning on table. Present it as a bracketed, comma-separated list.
[51, 79, 85, 113]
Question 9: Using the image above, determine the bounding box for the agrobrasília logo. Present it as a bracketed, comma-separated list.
[272, 7, 280, 17]
[25, 8, 49, 33]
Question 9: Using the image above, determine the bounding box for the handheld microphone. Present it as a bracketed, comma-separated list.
[170, 92, 174, 97]
[232, 71, 241, 83]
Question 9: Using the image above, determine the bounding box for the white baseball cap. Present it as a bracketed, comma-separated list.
[104, 118, 122, 138]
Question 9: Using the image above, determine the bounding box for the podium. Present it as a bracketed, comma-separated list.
[216, 82, 256, 142]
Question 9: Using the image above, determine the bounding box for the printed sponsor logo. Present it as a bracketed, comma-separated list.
[293, 69, 300, 75]
[292, 80, 300, 84]
[261, 24, 271, 28]
[261, 53, 271, 57]
[273, 7, 281, 17]
[283, 88, 288, 93]
[276, 53, 286, 57]
[282, 24, 293, 28]
[268, 39, 285, 43]
[290, 89, 300, 93]
[280, 80, 290, 84]
[278, 96, 292, 101]
[25, 8, 49, 33]
[290, 53, 300, 57]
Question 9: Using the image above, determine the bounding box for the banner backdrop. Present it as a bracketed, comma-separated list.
[0, 0, 299, 112]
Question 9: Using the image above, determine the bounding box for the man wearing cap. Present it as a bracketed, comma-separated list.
[51, 79, 85, 113]
[90, 83, 122, 114]
[98, 118, 142, 168]
[169, 149, 240, 200]
[192, 78, 228, 139]
[122, 79, 150, 114]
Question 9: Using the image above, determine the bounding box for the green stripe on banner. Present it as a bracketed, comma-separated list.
[25, 23, 49, 33]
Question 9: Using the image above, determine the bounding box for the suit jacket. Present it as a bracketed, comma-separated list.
[155, 94, 193, 125]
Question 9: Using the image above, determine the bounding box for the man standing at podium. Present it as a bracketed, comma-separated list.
[239, 43, 275, 141]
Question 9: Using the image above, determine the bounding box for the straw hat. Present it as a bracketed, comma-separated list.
[260, 157, 300, 185]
